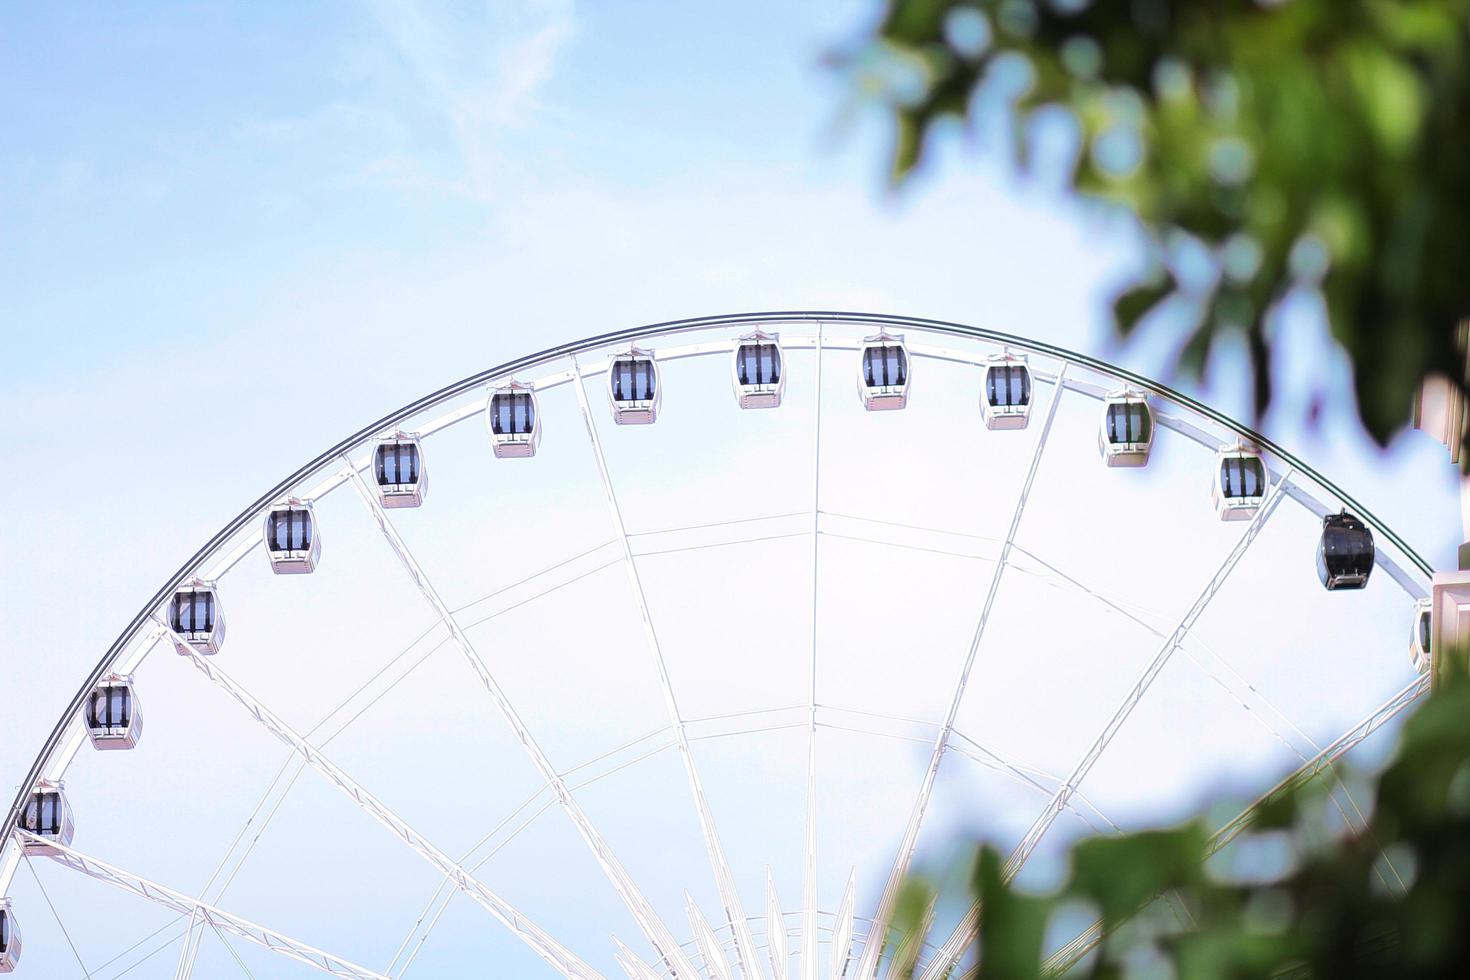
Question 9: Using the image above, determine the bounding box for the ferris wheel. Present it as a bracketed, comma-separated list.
[0, 312, 1435, 979]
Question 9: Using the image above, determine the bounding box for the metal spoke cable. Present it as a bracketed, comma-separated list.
[25, 850, 94, 978]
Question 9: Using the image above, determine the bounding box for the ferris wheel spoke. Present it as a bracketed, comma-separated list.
[1003, 465, 1293, 881]
[801, 328, 824, 980]
[169, 640, 603, 980]
[339, 463, 702, 980]
[571, 354, 765, 980]
[851, 363, 1070, 980]
[15, 830, 389, 980]
[916, 466, 1295, 980]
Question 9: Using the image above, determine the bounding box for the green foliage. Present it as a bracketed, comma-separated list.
[842, 0, 1470, 447]
[894, 671, 1470, 977]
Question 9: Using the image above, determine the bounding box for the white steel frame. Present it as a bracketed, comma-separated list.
[1, 312, 1435, 980]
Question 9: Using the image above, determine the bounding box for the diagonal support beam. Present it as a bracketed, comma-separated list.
[572, 354, 765, 980]
[17, 829, 389, 980]
[688, 891, 736, 980]
[851, 363, 1069, 980]
[1040, 671, 1429, 977]
[766, 869, 790, 980]
[343, 463, 702, 980]
[171, 641, 602, 980]
[614, 938, 668, 980]
[829, 870, 855, 980]
[918, 466, 1294, 980]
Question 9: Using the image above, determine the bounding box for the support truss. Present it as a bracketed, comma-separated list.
[172, 642, 602, 980]
[829, 871, 855, 980]
[1041, 672, 1429, 976]
[572, 354, 764, 980]
[16, 829, 388, 980]
[852, 364, 1069, 980]
[766, 870, 790, 980]
[920, 467, 1293, 980]
[343, 463, 701, 980]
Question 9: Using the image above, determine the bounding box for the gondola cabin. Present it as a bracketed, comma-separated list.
[19, 781, 73, 856]
[732, 331, 785, 409]
[981, 353, 1032, 429]
[858, 333, 909, 411]
[1099, 392, 1154, 466]
[1317, 511, 1374, 590]
[487, 382, 541, 457]
[85, 676, 142, 751]
[264, 499, 320, 574]
[1410, 597, 1432, 673]
[1212, 447, 1267, 520]
[608, 348, 660, 425]
[373, 434, 427, 507]
[169, 581, 224, 655]
[0, 899, 19, 974]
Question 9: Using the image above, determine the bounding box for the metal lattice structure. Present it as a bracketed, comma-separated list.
[0, 312, 1435, 978]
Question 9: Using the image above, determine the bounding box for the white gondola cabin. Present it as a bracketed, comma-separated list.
[169, 581, 224, 655]
[264, 499, 320, 574]
[1099, 391, 1154, 466]
[732, 331, 785, 409]
[608, 348, 660, 425]
[487, 381, 541, 457]
[981, 353, 1032, 429]
[1410, 597, 1432, 673]
[86, 675, 143, 751]
[858, 332, 909, 411]
[1317, 511, 1374, 591]
[0, 899, 19, 974]
[1212, 446, 1267, 520]
[373, 434, 427, 507]
[19, 781, 73, 856]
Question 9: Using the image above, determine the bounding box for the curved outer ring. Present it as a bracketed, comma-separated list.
[3, 309, 1435, 868]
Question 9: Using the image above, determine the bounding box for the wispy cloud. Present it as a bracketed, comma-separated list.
[369, 0, 577, 202]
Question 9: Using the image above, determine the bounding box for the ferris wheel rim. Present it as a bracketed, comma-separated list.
[1, 308, 1435, 916]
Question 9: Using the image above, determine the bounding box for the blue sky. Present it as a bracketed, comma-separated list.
[1, 2, 1464, 976]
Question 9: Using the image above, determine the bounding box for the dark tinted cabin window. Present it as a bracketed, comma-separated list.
[267, 510, 312, 552]
[1, 909, 8, 949]
[862, 346, 907, 388]
[23, 793, 62, 835]
[171, 591, 214, 634]
[1419, 609, 1432, 654]
[611, 360, 656, 402]
[737, 343, 781, 386]
[375, 443, 420, 486]
[87, 687, 131, 729]
[1323, 516, 1374, 570]
[987, 365, 1031, 407]
[1220, 456, 1265, 498]
[1106, 402, 1151, 444]
[491, 392, 536, 434]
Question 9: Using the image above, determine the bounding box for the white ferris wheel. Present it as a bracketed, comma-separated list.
[0, 312, 1435, 979]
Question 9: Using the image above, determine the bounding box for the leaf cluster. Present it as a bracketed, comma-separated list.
[843, 0, 1470, 447]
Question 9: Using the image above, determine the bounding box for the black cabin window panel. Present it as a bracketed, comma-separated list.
[492, 393, 536, 434]
[738, 344, 781, 386]
[1419, 611, 1432, 653]
[1107, 403, 1150, 444]
[1220, 458, 1264, 499]
[87, 688, 130, 729]
[612, 360, 655, 402]
[269, 510, 311, 552]
[172, 591, 213, 633]
[23, 793, 61, 835]
[988, 365, 1030, 408]
[863, 347, 907, 388]
[376, 444, 419, 486]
